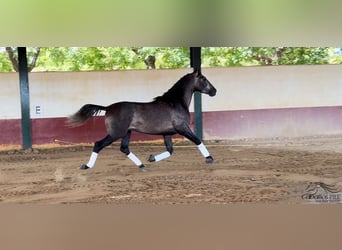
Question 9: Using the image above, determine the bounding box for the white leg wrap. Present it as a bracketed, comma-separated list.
[154, 151, 171, 162]
[197, 143, 210, 157]
[86, 152, 98, 168]
[127, 152, 143, 166]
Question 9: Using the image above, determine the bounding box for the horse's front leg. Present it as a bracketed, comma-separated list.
[175, 124, 213, 164]
[148, 135, 173, 162]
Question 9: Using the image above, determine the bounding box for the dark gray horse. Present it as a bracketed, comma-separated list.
[67, 70, 217, 171]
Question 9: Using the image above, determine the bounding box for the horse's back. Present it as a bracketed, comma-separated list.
[131, 101, 177, 134]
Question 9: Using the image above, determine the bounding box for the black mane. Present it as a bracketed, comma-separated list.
[154, 73, 192, 104]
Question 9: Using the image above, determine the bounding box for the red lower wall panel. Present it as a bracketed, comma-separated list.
[203, 106, 342, 139]
[0, 119, 22, 145]
[0, 117, 170, 145]
[31, 117, 169, 145]
[32, 117, 107, 144]
[2, 106, 342, 146]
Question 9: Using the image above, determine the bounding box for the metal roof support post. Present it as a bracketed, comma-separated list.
[18, 47, 32, 149]
[190, 47, 203, 140]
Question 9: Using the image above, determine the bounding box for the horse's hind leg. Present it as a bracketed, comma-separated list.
[148, 135, 173, 162]
[81, 134, 115, 170]
[120, 131, 146, 171]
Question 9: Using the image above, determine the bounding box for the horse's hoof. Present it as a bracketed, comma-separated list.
[80, 164, 90, 170]
[139, 165, 147, 172]
[148, 155, 155, 162]
[205, 156, 214, 164]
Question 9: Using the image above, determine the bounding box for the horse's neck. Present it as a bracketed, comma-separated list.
[155, 77, 195, 109]
[180, 84, 194, 109]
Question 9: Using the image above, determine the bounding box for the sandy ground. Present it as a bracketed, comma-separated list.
[1, 135, 342, 204]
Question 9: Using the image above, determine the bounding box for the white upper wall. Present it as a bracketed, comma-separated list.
[0, 73, 20, 119]
[202, 65, 342, 111]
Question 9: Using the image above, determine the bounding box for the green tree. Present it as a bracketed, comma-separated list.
[1, 47, 341, 72]
[202, 47, 255, 66]
[131, 47, 190, 69]
[251, 47, 330, 65]
[328, 48, 342, 64]
[0, 47, 41, 72]
[201, 47, 333, 66]
[35, 47, 73, 71]
[0, 49, 13, 71]
[36, 47, 147, 71]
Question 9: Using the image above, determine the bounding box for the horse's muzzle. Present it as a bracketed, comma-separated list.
[209, 88, 217, 97]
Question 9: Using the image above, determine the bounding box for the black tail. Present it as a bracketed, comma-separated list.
[66, 104, 106, 127]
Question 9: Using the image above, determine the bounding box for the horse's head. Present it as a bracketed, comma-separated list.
[192, 70, 217, 97]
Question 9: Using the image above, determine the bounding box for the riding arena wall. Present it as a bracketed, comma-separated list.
[1, 65, 342, 146]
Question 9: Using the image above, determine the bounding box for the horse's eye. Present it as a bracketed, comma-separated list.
[199, 79, 207, 88]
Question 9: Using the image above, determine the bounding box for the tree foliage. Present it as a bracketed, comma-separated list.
[201, 47, 332, 66]
[0, 50, 13, 71]
[0, 47, 41, 72]
[4, 47, 41, 72]
[0, 47, 341, 72]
